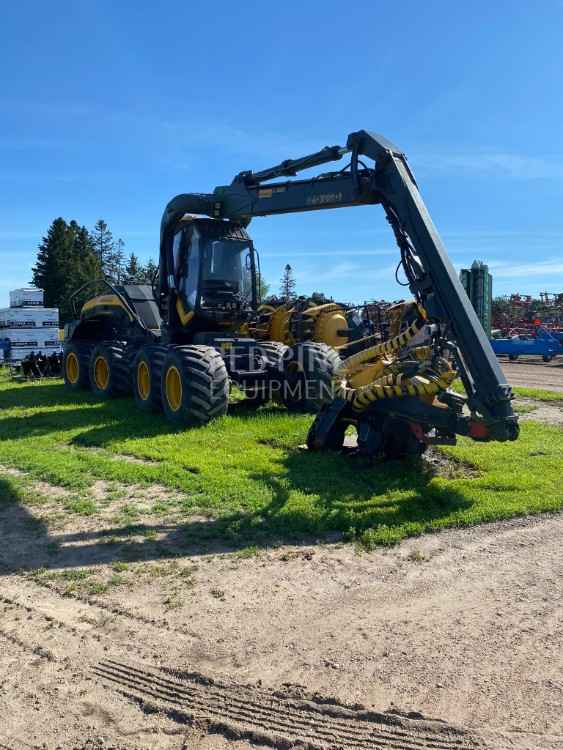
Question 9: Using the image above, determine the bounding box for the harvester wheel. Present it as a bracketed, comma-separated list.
[379, 420, 426, 460]
[257, 340, 291, 370]
[242, 341, 291, 405]
[63, 341, 93, 390]
[132, 345, 167, 412]
[88, 342, 131, 398]
[306, 410, 347, 451]
[161, 345, 229, 426]
[282, 342, 341, 413]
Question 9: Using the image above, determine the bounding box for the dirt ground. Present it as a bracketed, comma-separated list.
[1, 364, 562, 750]
[2, 510, 563, 750]
[500, 357, 563, 392]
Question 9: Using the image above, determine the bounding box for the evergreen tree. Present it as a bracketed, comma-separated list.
[258, 276, 270, 300]
[104, 237, 126, 284]
[311, 291, 329, 305]
[279, 264, 296, 302]
[32, 218, 73, 309]
[124, 253, 142, 283]
[90, 220, 127, 283]
[91, 219, 114, 267]
[69, 222, 103, 310]
[141, 258, 159, 285]
[32, 219, 102, 323]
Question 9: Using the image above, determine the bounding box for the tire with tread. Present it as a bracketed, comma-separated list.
[63, 341, 93, 390]
[88, 341, 131, 398]
[132, 344, 167, 412]
[161, 345, 229, 425]
[282, 341, 341, 413]
[257, 341, 291, 370]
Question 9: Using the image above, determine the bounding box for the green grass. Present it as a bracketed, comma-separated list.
[511, 386, 563, 402]
[451, 379, 563, 402]
[0, 371, 562, 552]
[513, 403, 539, 415]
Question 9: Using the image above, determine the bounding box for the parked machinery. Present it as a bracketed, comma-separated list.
[250, 298, 372, 351]
[63, 270, 339, 423]
[63, 129, 518, 455]
[490, 326, 562, 363]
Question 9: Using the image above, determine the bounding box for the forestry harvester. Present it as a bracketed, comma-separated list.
[63, 130, 519, 457]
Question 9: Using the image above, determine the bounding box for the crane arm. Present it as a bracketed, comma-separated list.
[160, 130, 518, 441]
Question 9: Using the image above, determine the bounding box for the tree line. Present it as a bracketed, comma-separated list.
[32, 218, 157, 323]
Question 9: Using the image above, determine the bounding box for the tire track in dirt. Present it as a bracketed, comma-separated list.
[0, 626, 55, 661]
[4, 574, 184, 633]
[94, 659, 485, 750]
[0, 579, 200, 659]
[2, 584, 484, 749]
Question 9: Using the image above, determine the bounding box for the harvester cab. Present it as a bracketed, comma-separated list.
[163, 217, 258, 332]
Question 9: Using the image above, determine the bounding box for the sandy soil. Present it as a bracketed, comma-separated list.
[2, 503, 563, 750]
[516, 398, 563, 426]
[501, 357, 563, 392]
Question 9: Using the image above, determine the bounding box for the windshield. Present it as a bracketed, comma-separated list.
[201, 240, 254, 301]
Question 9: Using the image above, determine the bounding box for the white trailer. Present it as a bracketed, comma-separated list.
[0, 307, 59, 329]
[9, 287, 44, 308]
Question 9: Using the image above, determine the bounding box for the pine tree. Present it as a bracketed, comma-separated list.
[311, 291, 329, 305]
[68, 222, 102, 312]
[32, 219, 102, 323]
[259, 277, 270, 300]
[91, 219, 114, 267]
[104, 238, 126, 284]
[124, 253, 142, 283]
[32, 218, 75, 309]
[279, 264, 296, 302]
[90, 220, 127, 284]
[141, 259, 159, 285]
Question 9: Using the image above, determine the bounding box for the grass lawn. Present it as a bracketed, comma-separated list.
[511, 386, 563, 402]
[451, 378, 563, 402]
[0, 370, 562, 551]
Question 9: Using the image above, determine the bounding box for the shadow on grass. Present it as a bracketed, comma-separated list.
[0, 379, 474, 574]
[0, 452, 472, 574]
[0, 385, 275, 447]
[0, 383, 97, 410]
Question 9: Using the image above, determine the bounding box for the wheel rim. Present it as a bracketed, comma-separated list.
[165, 365, 182, 411]
[137, 360, 151, 400]
[66, 352, 79, 384]
[94, 355, 110, 390]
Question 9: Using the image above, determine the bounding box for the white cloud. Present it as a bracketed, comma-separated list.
[489, 258, 563, 278]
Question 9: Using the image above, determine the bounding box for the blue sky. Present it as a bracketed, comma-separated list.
[1, 1, 563, 307]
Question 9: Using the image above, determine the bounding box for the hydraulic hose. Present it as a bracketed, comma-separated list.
[333, 308, 457, 412]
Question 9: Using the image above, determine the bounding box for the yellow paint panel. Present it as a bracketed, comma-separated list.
[81, 294, 133, 321]
[176, 298, 194, 326]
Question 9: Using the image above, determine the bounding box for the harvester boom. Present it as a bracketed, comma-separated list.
[160, 130, 517, 442]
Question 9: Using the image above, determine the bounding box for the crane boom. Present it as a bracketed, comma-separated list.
[160, 130, 518, 442]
